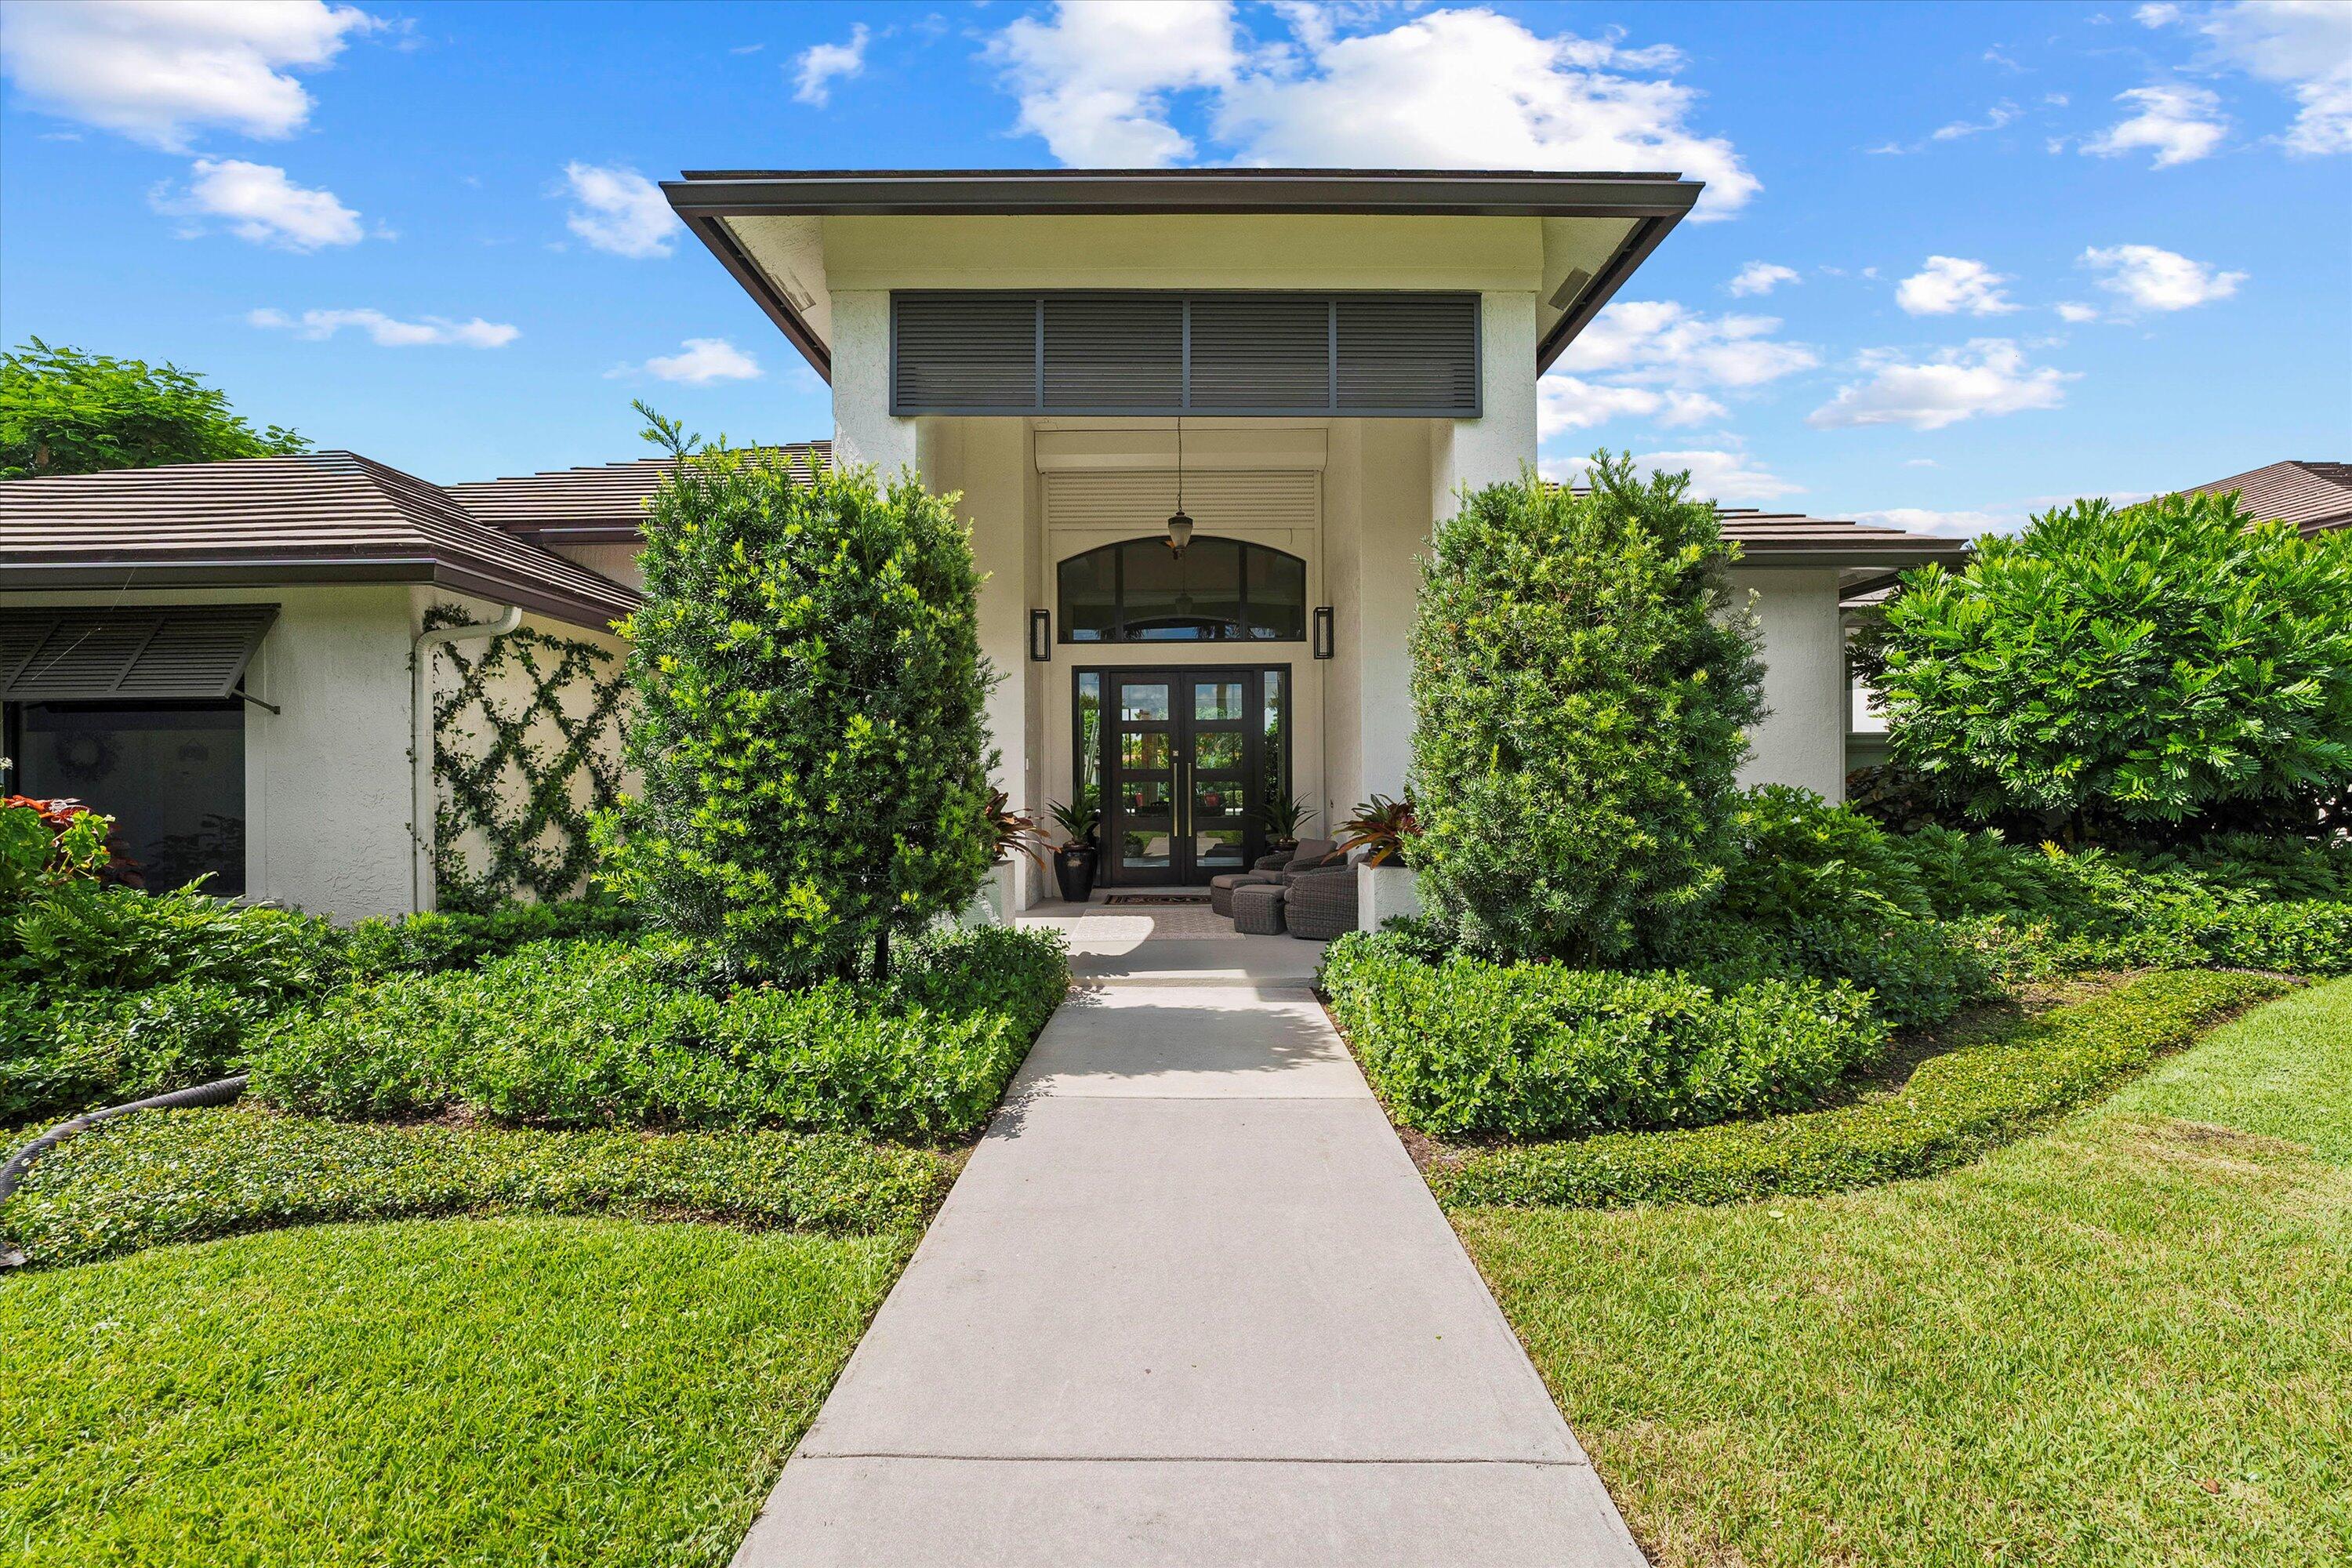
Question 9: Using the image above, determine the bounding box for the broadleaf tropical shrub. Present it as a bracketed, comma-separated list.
[250, 924, 1069, 1140]
[595, 426, 996, 983]
[1432, 968, 2285, 1209]
[1321, 929, 1886, 1139]
[1, 981, 267, 1124]
[1855, 491, 2352, 832]
[1408, 456, 1766, 963]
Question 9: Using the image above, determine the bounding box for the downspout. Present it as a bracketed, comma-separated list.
[412, 604, 521, 913]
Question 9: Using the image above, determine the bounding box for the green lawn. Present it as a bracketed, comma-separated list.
[1456, 976, 2352, 1568]
[0, 1215, 913, 1566]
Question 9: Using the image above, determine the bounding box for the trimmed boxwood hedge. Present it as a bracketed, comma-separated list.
[1322, 929, 1889, 1139]
[0, 1106, 952, 1269]
[249, 924, 1069, 1142]
[1431, 967, 2286, 1210]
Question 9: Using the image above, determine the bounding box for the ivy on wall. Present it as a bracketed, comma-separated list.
[426, 604, 630, 913]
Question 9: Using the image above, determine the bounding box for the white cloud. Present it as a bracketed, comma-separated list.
[1558, 299, 1818, 389]
[1727, 261, 1798, 296]
[987, 0, 1240, 165]
[2055, 300, 2102, 322]
[1808, 339, 2074, 430]
[1931, 100, 2020, 140]
[154, 158, 362, 250]
[1537, 376, 1724, 436]
[2079, 243, 2247, 310]
[2142, 0, 2352, 154]
[560, 162, 677, 258]
[2082, 82, 2228, 165]
[1895, 256, 2020, 317]
[1857, 506, 2013, 537]
[1553, 448, 1804, 505]
[793, 23, 869, 107]
[987, 5, 1760, 218]
[1905, 458, 1940, 467]
[613, 337, 764, 385]
[249, 307, 517, 347]
[0, 0, 376, 150]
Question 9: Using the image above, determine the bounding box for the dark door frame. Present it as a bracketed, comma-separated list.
[1080, 665, 1290, 887]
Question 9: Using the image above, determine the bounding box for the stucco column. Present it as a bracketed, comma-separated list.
[1731, 568, 1850, 801]
[1428, 289, 1540, 517]
[828, 289, 921, 475]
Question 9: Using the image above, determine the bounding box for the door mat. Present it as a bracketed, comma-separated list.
[1100, 894, 1212, 906]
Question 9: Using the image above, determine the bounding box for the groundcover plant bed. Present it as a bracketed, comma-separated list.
[249, 923, 1069, 1141]
[0, 1214, 910, 1567]
[1432, 968, 2285, 1210]
[1450, 978, 2352, 1568]
[0, 1107, 953, 1269]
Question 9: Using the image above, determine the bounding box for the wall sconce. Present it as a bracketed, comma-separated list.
[1313, 606, 1334, 660]
[1029, 609, 1052, 662]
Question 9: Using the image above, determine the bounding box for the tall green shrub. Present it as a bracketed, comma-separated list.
[1408, 456, 1766, 963]
[1855, 492, 2352, 833]
[595, 417, 996, 982]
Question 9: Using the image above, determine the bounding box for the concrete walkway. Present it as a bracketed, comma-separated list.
[731, 907, 1644, 1567]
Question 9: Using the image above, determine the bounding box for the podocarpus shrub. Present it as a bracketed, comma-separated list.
[595, 416, 996, 984]
[250, 924, 1069, 1141]
[1321, 929, 1886, 1139]
[1854, 491, 2352, 833]
[1408, 456, 1766, 964]
[1432, 967, 2285, 1209]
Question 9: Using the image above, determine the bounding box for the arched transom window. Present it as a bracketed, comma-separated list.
[1058, 537, 1307, 643]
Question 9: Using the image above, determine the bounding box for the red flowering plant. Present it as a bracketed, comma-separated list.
[1, 791, 122, 898]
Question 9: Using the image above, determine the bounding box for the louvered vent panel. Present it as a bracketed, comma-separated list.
[2, 606, 278, 700]
[1337, 296, 1480, 412]
[891, 293, 1038, 412]
[1044, 294, 1183, 410]
[0, 612, 58, 689]
[1189, 296, 1330, 411]
[1044, 470, 1320, 535]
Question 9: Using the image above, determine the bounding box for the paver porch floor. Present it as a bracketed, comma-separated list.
[731, 908, 1643, 1566]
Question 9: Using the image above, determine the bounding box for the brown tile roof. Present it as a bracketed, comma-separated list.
[1552, 486, 1973, 568]
[0, 452, 638, 630]
[446, 443, 832, 542]
[2181, 459, 2352, 536]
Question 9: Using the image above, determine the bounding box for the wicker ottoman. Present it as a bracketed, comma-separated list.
[1230, 883, 1288, 935]
[1283, 866, 1359, 941]
[1210, 871, 1280, 917]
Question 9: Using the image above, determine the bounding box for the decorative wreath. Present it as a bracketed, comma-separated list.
[51, 729, 118, 786]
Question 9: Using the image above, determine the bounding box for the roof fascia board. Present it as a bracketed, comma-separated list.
[678, 212, 831, 379]
[1540, 213, 1676, 372]
[0, 558, 631, 630]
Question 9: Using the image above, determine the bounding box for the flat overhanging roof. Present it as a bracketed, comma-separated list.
[663, 168, 1704, 381]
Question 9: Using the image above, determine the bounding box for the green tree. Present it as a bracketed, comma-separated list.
[1408, 456, 1767, 964]
[1854, 492, 2352, 835]
[1, 337, 307, 478]
[594, 408, 996, 983]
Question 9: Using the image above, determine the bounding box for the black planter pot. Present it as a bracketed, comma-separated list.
[1054, 844, 1099, 903]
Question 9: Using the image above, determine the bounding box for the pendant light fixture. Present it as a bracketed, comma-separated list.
[1165, 416, 1193, 557]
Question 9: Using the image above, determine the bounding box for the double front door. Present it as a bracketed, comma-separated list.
[1097, 668, 1279, 885]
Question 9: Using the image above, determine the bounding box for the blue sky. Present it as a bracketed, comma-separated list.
[3, 1, 2346, 533]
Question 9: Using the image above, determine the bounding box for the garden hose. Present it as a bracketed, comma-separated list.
[0, 1073, 249, 1266]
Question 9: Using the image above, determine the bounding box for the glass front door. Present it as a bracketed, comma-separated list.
[1094, 667, 1285, 885]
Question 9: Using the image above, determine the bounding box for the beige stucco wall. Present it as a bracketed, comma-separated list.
[1732, 568, 1850, 801]
[2, 583, 415, 921]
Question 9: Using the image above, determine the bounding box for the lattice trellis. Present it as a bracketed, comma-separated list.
[426, 604, 630, 912]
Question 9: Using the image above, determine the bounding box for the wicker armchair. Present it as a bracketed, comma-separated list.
[1283, 865, 1358, 942]
[1213, 838, 1340, 916]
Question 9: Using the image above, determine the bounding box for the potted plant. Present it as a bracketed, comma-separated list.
[1255, 793, 1316, 855]
[1047, 789, 1100, 902]
[980, 788, 1051, 920]
[1338, 793, 1421, 929]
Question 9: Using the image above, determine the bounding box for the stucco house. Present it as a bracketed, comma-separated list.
[3, 167, 1964, 921]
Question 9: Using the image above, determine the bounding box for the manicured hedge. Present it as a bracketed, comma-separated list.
[1321, 929, 1887, 1139]
[1432, 967, 2285, 1210]
[336, 900, 640, 980]
[2195, 899, 2352, 978]
[0, 1106, 952, 1269]
[250, 924, 1069, 1141]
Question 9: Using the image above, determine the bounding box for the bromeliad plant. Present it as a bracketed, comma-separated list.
[1047, 789, 1099, 848]
[986, 789, 1051, 868]
[1255, 793, 1317, 848]
[1338, 794, 1418, 866]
